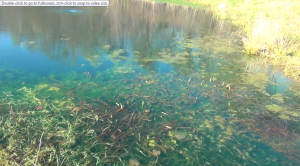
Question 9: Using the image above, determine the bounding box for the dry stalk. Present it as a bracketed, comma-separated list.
[34, 131, 44, 166]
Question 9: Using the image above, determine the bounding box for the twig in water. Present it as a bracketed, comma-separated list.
[56, 155, 66, 166]
[136, 148, 146, 156]
[129, 111, 135, 124]
[56, 155, 59, 166]
[154, 156, 159, 166]
[34, 131, 44, 166]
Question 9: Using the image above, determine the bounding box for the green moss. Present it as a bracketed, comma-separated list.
[34, 84, 49, 91]
[271, 94, 284, 103]
[278, 114, 290, 120]
[289, 111, 300, 117]
[266, 104, 283, 113]
[244, 73, 270, 90]
[49, 86, 60, 91]
[149, 139, 156, 147]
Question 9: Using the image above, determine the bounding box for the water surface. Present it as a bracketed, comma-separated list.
[0, 1, 300, 165]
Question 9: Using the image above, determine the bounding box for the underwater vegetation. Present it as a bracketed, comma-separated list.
[0, 1, 299, 164]
[0, 59, 300, 165]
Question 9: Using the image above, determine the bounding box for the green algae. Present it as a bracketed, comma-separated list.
[271, 94, 284, 103]
[267, 104, 283, 114]
[244, 73, 271, 90]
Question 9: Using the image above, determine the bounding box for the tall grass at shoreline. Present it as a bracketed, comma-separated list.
[145, 0, 300, 80]
[242, 14, 296, 56]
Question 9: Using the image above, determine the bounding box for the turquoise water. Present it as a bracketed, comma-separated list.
[0, 1, 300, 165]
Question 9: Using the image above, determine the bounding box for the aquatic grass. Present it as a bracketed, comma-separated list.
[243, 57, 272, 74]
[2, 2, 300, 164]
[1, 66, 300, 165]
[0, 95, 103, 165]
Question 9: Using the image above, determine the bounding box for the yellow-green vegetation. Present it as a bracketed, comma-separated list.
[146, 0, 300, 80]
[1, 64, 300, 165]
[243, 57, 271, 73]
[241, 16, 296, 56]
[149, 139, 156, 147]
[243, 72, 271, 91]
[266, 104, 300, 120]
[0, 89, 98, 165]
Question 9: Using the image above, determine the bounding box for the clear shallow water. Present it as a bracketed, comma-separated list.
[0, 1, 300, 165]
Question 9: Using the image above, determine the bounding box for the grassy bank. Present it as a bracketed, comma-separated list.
[146, 0, 300, 80]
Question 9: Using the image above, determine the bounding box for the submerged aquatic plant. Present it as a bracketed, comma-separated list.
[243, 57, 272, 74]
[174, 131, 188, 141]
[1, 60, 300, 166]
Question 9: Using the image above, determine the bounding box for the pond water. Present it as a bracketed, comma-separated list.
[0, 1, 300, 165]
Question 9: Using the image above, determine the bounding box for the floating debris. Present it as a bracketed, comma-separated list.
[161, 112, 169, 116]
[166, 125, 173, 130]
[117, 103, 124, 112]
[152, 149, 161, 157]
[226, 84, 230, 90]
